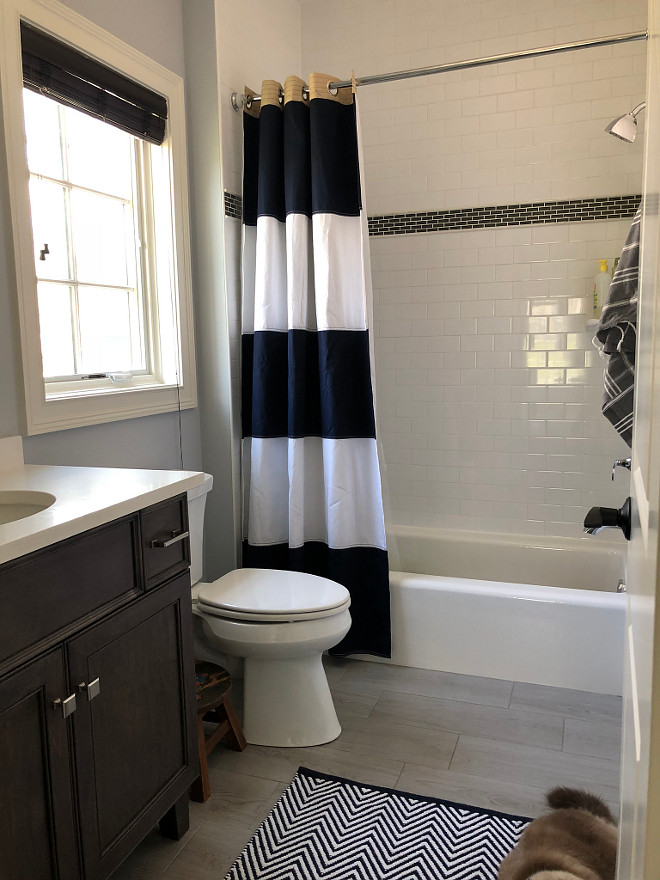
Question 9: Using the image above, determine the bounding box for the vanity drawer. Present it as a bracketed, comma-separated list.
[0, 516, 140, 666]
[140, 495, 190, 589]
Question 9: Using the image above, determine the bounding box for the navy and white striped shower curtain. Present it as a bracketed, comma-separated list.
[240, 74, 390, 657]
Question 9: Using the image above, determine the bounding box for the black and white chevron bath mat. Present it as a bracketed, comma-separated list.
[224, 767, 531, 879]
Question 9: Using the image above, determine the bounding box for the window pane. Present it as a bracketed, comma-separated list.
[64, 106, 133, 198]
[29, 179, 71, 281]
[37, 283, 75, 378]
[78, 286, 143, 373]
[71, 189, 136, 287]
[23, 90, 64, 180]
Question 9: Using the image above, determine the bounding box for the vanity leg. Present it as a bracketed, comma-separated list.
[159, 793, 190, 840]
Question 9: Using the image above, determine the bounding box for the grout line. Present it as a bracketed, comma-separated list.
[392, 761, 407, 789]
[447, 734, 460, 768]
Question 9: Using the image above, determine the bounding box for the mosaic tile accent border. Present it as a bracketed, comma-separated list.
[224, 191, 242, 220]
[368, 195, 641, 236]
[223, 192, 641, 233]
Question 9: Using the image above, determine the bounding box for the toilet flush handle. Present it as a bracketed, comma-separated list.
[151, 529, 189, 548]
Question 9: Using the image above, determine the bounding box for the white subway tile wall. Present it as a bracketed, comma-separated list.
[300, 1, 646, 215]
[371, 222, 630, 536]
[298, 0, 644, 537]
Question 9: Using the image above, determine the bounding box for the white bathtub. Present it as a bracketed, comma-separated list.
[385, 526, 626, 695]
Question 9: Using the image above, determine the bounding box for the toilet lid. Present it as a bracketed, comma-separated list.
[196, 568, 351, 620]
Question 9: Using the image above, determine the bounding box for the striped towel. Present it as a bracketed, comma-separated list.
[594, 204, 641, 447]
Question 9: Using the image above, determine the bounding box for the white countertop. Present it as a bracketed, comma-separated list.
[0, 464, 205, 565]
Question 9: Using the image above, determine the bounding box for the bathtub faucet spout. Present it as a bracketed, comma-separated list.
[583, 498, 631, 541]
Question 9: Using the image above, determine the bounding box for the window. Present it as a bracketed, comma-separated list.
[0, 0, 196, 433]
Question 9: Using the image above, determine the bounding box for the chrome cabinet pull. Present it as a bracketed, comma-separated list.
[150, 529, 189, 549]
[78, 677, 101, 701]
[53, 694, 77, 718]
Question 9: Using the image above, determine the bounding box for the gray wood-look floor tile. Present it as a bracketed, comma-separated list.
[450, 734, 620, 812]
[563, 717, 622, 761]
[510, 682, 623, 723]
[111, 658, 623, 880]
[208, 738, 405, 789]
[162, 818, 259, 880]
[395, 763, 549, 819]
[199, 766, 284, 828]
[107, 825, 197, 880]
[331, 715, 458, 769]
[107, 809, 205, 880]
[371, 690, 565, 749]
[330, 687, 380, 724]
[323, 655, 349, 682]
[339, 660, 514, 707]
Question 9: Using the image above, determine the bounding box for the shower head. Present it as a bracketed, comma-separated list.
[605, 101, 647, 142]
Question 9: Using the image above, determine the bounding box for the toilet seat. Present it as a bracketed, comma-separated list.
[196, 568, 351, 623]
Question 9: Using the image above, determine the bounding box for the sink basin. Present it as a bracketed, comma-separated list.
[0, 490, 56, 524]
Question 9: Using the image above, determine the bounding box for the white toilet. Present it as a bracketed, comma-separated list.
[187, 475, 351, 747]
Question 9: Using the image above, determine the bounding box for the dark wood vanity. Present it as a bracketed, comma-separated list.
[0, 493, 198, 880]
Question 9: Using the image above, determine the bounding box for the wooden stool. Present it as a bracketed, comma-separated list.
[190, 661, 246, 803]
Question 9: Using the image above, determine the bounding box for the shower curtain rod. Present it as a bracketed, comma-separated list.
[230, 31, 648, 111]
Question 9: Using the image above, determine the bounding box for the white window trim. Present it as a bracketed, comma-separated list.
[0, 0, 197, 434]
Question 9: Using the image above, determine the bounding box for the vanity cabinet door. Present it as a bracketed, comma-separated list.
[0, 649, 81, 880]
[66, 574, 197, 880]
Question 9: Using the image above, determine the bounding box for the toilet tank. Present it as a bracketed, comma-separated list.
[187, 473, 213, 586]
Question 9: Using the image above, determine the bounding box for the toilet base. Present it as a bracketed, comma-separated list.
[192, 613, 244, 679]
[243, 653, 341, 747]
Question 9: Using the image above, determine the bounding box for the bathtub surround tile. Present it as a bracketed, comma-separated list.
[223, 192, 641, 237]
[223, 190, 242, 221]
[368, 195, 641, 236]
[509, 682, 623, 724]
[371, 690, 565, 750]
[372, 217, 633, 536]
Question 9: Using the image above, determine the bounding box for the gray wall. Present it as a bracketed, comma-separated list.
[182, 0, 238, 579]
[57, 0, 186, 75]
[0, 0, 204, 476]
[0, 84, 23, 440]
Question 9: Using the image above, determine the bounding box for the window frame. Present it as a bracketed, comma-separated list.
[0, 0, 197, 434]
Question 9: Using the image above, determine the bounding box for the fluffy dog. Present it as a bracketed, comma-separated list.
[497, 787, 618, 880]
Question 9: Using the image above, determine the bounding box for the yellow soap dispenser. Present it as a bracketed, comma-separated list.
[592, 259, 610, 319]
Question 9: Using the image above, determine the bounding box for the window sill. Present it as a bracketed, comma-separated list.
[26, 382, 197, 435]
[45, 374, 163, 399]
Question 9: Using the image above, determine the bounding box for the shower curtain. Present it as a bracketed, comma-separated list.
[240, 74, 390, 657]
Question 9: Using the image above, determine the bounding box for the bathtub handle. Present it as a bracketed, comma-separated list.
[583, 497, 631, 541]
